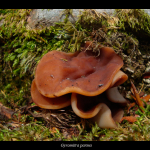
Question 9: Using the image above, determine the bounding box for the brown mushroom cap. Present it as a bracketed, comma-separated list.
[35, 46, 123, 98]
[110, 70, 128, 88]
[31, 79, 71, 109]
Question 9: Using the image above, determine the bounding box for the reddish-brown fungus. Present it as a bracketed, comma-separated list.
[71, 89, 127, 128]
[35, 45, 124, 98]
[31, 41, 128, 129]
[31, 80, 71, 109]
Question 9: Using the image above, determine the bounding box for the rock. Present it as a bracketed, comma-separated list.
[142, 9, 150, 16]
[143, 78, 150, 84]
[27, 9, 150, 30]
[27, 9, 116, 29]
[0, 9, 149, 30]
[27, 9, 83, 29]
[145, 62, 150, 72]
[0, 19, 4, 27]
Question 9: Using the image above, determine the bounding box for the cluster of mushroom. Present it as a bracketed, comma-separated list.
[31, 41, 128, 128]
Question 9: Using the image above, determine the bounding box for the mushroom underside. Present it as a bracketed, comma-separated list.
[71, 87, 126, 128]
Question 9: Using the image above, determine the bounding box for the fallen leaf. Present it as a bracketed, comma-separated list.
[50, 127, 60, 135]
[0, 103, 15, 120]
[120, 116, 137, 123]
[127, 102, 136, 113]
[141, 95, 150, 102]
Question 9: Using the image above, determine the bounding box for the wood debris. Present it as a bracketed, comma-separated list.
[0, 103, 15, 120]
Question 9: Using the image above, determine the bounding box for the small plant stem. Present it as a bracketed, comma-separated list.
[130, 80, 144, 113]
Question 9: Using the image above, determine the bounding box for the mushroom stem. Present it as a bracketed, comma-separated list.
[130, 81, 144, 112]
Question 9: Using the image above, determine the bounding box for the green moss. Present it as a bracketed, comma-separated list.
[75, 9, 150, 39]
[77, 9, 110, 31]
[1, 10, 66, 79]
[115, 9, 150, 38]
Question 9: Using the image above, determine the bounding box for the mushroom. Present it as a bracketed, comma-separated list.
[90, 103, 125, 128]
[106, 87, 127, 104]
[110, 70, 128, 88]
[71, 89, 127, 128]
[31, 79, 71, 109]
[35, 43, 124, 97]
[31, 41, 128, 128]
[70, 72, 128, 128]
[90, 103, 118, 129]
[71, 92, 106, 119]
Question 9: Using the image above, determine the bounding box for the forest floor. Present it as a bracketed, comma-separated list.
[0, 9, 150, 141]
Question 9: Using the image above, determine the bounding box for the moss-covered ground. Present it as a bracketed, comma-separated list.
[0, 9, 150, 141]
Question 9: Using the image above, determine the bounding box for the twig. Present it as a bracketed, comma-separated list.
[130, 80, 144, 112]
